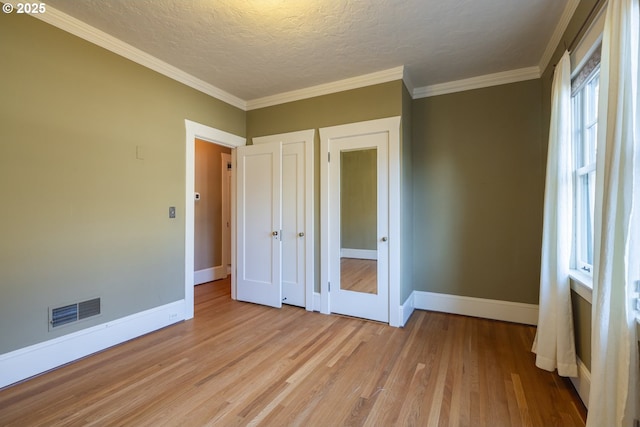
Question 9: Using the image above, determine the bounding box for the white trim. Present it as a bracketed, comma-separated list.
[340, 248, 377, 260]
[221, 152, 232, 268]
[413, 291, 539, 326]
[0, 300, 184, 389]
[399, 291, 416, 327]
[412, 67, 540, 99]
[246, 67, 405, 110]
[313, 292, 322, 312]
[194, 266, 227, 285]
[251, 129, 315, 311]
[30, 1, 584, 109]
[538, 0, 581, 73]
[570, 2, 606, 77]
[402, 68, 415, 95]
[569, 357, 591, 408]
[185, 120, 245, 319]
[569, 270, 594, 304]
[252, 129, 315, 146]
[32, 2, 246, 110]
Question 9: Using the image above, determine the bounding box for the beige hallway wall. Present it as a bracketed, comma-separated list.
[194, 140, 231, 272]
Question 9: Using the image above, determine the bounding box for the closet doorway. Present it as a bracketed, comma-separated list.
[235, 130, 314, 310]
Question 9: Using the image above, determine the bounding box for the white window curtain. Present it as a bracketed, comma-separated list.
[532, 50, 578, 377]
[586, 0, 639, 425]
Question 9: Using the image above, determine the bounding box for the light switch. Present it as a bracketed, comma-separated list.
[169, 206, 176, 219]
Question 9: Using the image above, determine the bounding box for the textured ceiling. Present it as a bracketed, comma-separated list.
[44, 0, 568, 101]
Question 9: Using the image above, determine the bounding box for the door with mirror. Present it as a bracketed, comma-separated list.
[328, 133, 389, 322]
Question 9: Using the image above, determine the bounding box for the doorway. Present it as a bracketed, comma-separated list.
[194, 139, 231, 285]
[184, 119, 246, 320]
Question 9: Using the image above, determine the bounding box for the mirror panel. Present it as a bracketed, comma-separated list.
[340, 148, 377, 295]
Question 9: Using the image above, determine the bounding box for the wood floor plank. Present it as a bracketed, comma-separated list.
[0, 278, 587, 426]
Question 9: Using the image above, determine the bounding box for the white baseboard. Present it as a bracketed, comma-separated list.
[313, 292, 321, 312]
[570, 357, 591, 409]
[194, 265, 227, 285]
[340, 248, 377, 260]
[0, 300, 185, 389]
[413, 291, 539, 326]
[399, 292, 416, 327]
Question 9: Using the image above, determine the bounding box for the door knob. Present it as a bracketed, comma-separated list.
[298, 232, 305, 237]
[381, 236, 388, 242]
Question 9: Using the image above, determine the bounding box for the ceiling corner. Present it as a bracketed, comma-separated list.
[538, 0, 581, 74]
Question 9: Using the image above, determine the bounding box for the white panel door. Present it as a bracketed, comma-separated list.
[253, 129, 314, 311]
[281, 142, 305, 307]
[328, 133, 389, 323]
[236, 141, 282, 308]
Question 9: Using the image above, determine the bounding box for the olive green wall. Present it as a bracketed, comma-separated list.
[246, 82, 402, 140]
[340, 150, 377, 251]
[539, 0, 602, 372]
[571, 289, 592, 370]
[401, 83, 414, 303]
[0, 13, 245, 354]
[247, 81, 403, 293]
[411, 80, 544, 304]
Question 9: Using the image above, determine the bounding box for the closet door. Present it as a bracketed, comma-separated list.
[281, 142, 306, 307]
[236, 141, 282, 308]
[320, 117, 401, 325]
[253, 130, 314, 310]
[328, 134, 389, 323]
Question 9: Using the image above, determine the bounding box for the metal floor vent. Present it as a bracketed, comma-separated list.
[50, 298, 101, 329]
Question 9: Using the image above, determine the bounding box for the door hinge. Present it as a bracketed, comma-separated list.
[328, 152, 330, 162]
[328, 281, 331, 292]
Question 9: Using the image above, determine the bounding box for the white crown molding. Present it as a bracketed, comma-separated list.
[402, 68, 415, 95]
[412, 66, 540, 99]
[246, 66, 405, 110]
[538, 0, 581, 74]
[30, 2, 581, 108]
[31, 2, 247, 111]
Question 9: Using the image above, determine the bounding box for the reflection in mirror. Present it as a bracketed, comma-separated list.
[340, 148, 377, 294]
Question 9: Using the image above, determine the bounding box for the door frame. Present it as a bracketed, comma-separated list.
[185, 119, 245, 319]
[319, 117, 401, 326]
[221, 152, 232, 273]
[253, 129, 315, 311]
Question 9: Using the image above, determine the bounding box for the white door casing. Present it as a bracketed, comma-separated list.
[320, 117, 401, 326]
[185, 119, 245, 319]
[236, 141, 283, 308]
[253, 129, 314, 311]
[221, 152, 232, 271]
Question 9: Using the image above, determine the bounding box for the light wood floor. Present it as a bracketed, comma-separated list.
[341, 258, 377, 294]
[0, 278, 586, 426]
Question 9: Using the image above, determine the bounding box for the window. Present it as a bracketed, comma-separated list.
[571, 60, 600, 275]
